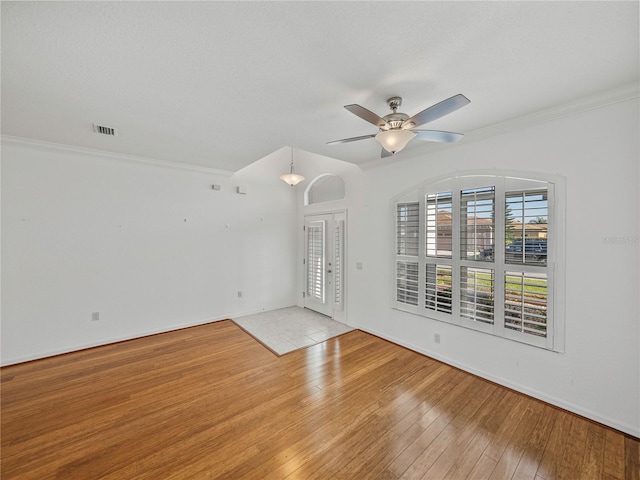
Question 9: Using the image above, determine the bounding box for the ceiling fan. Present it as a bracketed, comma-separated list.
[327, 94, 470, 158]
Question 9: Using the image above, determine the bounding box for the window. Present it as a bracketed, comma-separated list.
[393, 173, 563, 351]
[304, 174, 346, 205]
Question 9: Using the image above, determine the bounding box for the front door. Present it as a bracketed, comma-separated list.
[303, 212, 346, 322]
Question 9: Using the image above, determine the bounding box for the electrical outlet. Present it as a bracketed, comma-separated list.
[91, 312, 100, 321]
[434, 333, 441, 344]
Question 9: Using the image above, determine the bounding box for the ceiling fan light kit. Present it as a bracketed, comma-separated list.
[376, 129, 416, 154]
[328, 94, 470, 157]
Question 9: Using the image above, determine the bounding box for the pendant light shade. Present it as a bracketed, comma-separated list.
[280, 171, 305, 186]
[375, 129, 416, 154]
[280, 148, 305, 186]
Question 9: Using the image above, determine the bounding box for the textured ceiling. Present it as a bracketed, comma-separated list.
[1, 1, 638, 172]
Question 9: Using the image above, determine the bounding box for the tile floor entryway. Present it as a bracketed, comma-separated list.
[232, 306, 354, 355]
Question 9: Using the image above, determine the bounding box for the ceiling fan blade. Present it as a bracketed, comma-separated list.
[404, 94, 470, 128]
[344, 104, 389, 128]
[381, 148, 394, 158]
[326, 134, 376, 145]
[413, 130, 464, 143]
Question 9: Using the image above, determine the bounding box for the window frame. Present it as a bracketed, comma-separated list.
[391, 171, 565, 352]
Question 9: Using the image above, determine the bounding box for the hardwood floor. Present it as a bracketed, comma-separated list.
[1, 320, 638, 479]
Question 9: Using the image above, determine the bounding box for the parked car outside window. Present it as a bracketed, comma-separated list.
[506, 239, 547, 262]
[477, 240, 547, 262]
[479, 246, 494, 260]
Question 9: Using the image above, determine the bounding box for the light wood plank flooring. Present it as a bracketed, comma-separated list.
[1, 320, 638, 479]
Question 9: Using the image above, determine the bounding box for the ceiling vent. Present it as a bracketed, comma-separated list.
[93, 123, 117, 136]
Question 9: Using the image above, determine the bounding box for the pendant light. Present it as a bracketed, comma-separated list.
[280, 147, 305, 186]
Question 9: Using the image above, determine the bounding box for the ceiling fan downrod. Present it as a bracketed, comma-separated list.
[383, 97, 410, 129]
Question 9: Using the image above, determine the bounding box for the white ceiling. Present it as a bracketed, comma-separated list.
[2, 1, 638, 172]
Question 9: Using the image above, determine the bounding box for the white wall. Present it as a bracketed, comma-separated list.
[2, 93, 638, 437]
[1, 139, 298, 365]
[346, 96, 640, 436]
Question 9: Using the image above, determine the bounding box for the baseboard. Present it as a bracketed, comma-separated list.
[0, 304, 295, 367]
[351, 322, 640, 439]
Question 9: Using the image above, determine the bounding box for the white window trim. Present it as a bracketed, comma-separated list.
[391, 170, 565, 353]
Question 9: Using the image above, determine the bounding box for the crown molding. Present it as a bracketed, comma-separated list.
[359, 82, 640, 171]
[0, 135, 234, 177]
[3, 82, 637, 175]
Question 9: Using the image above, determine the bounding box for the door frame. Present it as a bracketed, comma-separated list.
[303, 210, 347, 323]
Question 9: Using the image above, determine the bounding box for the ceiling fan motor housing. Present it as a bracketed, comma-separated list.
[384, 97, 411, 129]
[383, 112, 410, 130]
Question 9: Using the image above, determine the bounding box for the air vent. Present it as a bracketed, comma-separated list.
[93, 124, 117, 136]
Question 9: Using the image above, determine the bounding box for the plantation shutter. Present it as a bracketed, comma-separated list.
[306, 221, 325, 302]
[334, 219, 344, 311]
[505, 189, 548, 265]
[460, 187, 495, 261]
[425, 264, 452, 314]
[396, 202, 420, 308]
[426, 192, 453, 258]
[397, 202, 420, 255]
[460, 267, 495, 324]
[504, 271, 547, 337]
[397, 261, 419, 306]
[503, 185, 549, 342]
